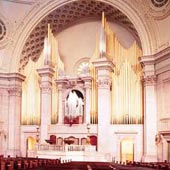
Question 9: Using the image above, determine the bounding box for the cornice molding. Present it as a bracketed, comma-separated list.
[155, 46, 170, 64]
[55, 74, 92, 89]
[139, 55, 155, 66]
[92, 57, 115, 72]
[0, 72, 25, 81]
[140, 46, 170, 65]
[37, 65, 55, 78]
[0, 73, 25, 89]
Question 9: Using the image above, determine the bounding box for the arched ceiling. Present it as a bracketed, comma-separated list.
[19, 0, 141, 72]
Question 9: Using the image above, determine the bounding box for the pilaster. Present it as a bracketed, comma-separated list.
[140, 56, 157, 162]
[55, 79, 66, 124]
[82, 76, 92, 124]
[7, 73, 25, 157]
[37, 66, 54, 144]
[93, 57, 114, 153]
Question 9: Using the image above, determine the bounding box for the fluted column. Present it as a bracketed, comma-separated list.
[143, 75, 157, 161]
[37, 66, 54, 144]
[83, 76, 92, 124]
[7, 73, 25, 157]
[93, 58, 114, 153]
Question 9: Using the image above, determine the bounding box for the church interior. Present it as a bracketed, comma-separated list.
[0, 0, 170, 168]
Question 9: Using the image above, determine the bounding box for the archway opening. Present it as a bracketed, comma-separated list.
[120, 138, 134, 163]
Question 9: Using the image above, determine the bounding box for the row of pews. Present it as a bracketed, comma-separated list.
[125, 160, 170, 169]
[0, 155, 71, 170]
[0, 156, 112, 170]
[1, 155, 170, 170]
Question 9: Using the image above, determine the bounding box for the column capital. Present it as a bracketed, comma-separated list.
[55, 77, 67, 90]
[82, 76, 92, 89]
[0, 72, 25, 87]
[37, 66, 55, 93]
[142, 75, 157, 86]
[97, 79, 112, 89]
[39, 81, 52, 94]
[8, 87, 22, 97]
[84, 81, 92, 89]
[2, 72, 25, 96]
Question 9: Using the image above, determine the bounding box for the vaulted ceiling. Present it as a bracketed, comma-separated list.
[19, 0, 141, 71]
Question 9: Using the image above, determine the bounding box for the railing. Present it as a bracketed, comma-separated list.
[35, 144, 96, 152]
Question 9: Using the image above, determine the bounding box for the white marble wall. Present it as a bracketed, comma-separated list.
[156, 54, 170, 162]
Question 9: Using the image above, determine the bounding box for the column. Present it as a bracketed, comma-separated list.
[57, 82, 64, 124]
[55, 78, 67, 124]
[7, 73, 25, 157]
[140, 56, 157, 161]
[93, 58, 114, 153]
[83, 76, 92, 124]
[37, 66, 54, 144]
[143, 74, 157, 161]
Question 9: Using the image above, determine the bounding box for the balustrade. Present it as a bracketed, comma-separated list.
[35, 144, 96, 152]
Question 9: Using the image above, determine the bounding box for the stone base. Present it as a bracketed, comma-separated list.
[36, 150, 110, 162]
[142, 154, 157, 162]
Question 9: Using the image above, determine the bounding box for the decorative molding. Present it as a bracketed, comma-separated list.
[0, 13, 12, 49]
[155, 46, 170, 64]
[0, 20, 6, 41]
[74, 58, 90, 75]
[40, 82, 52, 94]
[155, 46, 170, 75]
[97, 79, 112, 89]
[151, 0, 169, 8]
[92, 57, 115, 72]
[37, 66, 55, 78]
[2, 0, 36, 5]
[8, 87, 22, 97]
[163, 77, 170, 83]
[84, 81, 92, 89]
[140, 47, 170, 75]
[142, 75, 157, 86]
[139, 55, 155, 66]
[55, 75, 92, 90]
[0, 73, 25, 89]
[148, 0, 170, 20]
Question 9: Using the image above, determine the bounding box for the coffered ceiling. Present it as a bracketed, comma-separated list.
[19, 0, 141, 71]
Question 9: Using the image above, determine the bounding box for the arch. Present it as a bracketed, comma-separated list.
[26, 136, 36, 151]
[66, 89, 84, 99]
[74, 57, 90, 75]
[8, 0, 157, 72]
[120, 138, 134, 163]
[64, 89, 84, 125]
[64, 88, 85, 100]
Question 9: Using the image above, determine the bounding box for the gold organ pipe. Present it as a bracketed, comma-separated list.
[94, 13, 143, 124]
[102, 11, 105, 28]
